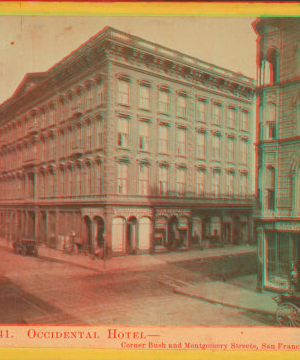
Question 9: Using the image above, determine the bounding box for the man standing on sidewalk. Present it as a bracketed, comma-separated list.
[290, 262, 299, 296]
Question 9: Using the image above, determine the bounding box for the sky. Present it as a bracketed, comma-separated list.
[0, 16, 257, 104]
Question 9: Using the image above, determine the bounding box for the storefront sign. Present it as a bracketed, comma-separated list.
[156, 208, 191, 217]
[113, 207, 152, 218]
[276, 222, 300, 232]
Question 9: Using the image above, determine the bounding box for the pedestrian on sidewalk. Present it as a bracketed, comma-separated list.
[289, 262, 299, 296]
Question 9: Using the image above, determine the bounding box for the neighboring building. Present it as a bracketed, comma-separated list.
[254, 18, 300, 292]
[0, 26, 255, 256]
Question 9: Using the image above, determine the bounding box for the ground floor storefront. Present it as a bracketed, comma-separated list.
[256, 220, 300, 293]
[0, 205, 253, 257]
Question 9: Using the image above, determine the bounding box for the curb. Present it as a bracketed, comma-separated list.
[167, 250, 257, 265]
[173, 287, 276, 317]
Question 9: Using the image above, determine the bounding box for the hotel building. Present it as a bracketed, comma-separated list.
[0, 27, 255, 256]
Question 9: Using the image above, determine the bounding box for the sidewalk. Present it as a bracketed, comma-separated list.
[169, 275, 277, 316]
[0, 237, 256, 274]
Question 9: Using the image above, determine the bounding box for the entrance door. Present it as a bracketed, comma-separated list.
[39, 212, 47, 244]
[94, 216, 105, 248]
[83, 216, 92, 252]
[168, 217, 179, 251]
[127, 217, 137, 254]
[27, 211, 35, 239]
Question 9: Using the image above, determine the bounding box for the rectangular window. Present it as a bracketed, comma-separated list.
[177, 128, 187, 156]
[158, 90, 170, 114]
[139, 86, 150, 110]
[268, 122, 276, 140]
[177, 95, 187, 118]
[212, 170, 220, 197]
[228, 107, 236, 129]
[96, 81, 104, 107]
[241, 174, 247, 197]
[212, 135, 221, 161]
[96, 117, 103, 149]
[117, 118, 129, 148]
[117, 163, 128, 195]
[196, 132, 206, 159]
[196, 169, 205, 197]
[87, 86, 93, 110]
[196, 99, 206, 123]
[241, 140, 248, 164]
[117, 80, 130, 106]
[177, 168, 186, 196]
[158, 166, 168, 196]
[159, 125, 168, 154]
[241, 111, 249, 131]
[139, 122, 150, 151]
[228, 137, 235, 163]
[139, 164, 149, 195]
[227, 172, 234, 197]
[213, 103, 221, 126]
[86, 122, 92, 151]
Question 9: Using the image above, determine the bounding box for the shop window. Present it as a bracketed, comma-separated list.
[267, 232, 290, 289]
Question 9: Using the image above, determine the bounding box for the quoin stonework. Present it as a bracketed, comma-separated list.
[0, 26, 256, 257]
[254, 18, 300, 292]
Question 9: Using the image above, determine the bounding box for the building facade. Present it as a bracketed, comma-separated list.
[0, 27, 255, 256]
[254, 18, 300, 292]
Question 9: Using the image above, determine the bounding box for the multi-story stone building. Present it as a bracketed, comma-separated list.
[254, 18, 300, 292]
[0, 26, 255, 256]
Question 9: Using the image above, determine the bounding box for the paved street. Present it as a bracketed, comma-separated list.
[0, 246, 276, 326]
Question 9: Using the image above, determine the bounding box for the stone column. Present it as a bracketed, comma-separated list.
[104, 206, 114, 258]
[55, 209, 59, 249]
[25, 211, 28, 238]
[35, 209, 39, 243]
